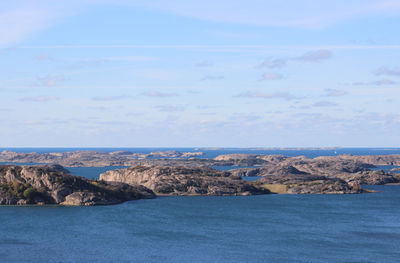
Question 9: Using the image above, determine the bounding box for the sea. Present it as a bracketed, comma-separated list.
[1, 148, 400, 263]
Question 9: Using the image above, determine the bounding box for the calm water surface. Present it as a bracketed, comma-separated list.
[0, 186, 400, 263]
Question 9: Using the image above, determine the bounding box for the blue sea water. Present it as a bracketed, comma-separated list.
[1, 186, 400, 263]
[1, 148, 400, 262]
[66, 166, 128, 179]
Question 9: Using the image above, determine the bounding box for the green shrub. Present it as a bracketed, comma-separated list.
[23, 188, 37, 200]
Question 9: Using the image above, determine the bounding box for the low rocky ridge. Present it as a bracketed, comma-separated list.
[0, 165, 155, 205]
[215, 153, 400, 166]
[100, 166, 270, 196]
[99, 165, 363, 195]
[228, 163, 363, 194]
[229, 158, 400, 186]
[331, 170, 399, 185]
[254, 172, 362, 194]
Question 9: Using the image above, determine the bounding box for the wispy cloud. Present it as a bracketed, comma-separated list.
[294, 50, 332, 62]
[155, 105, 185, 112]
[313, 101, 338, 107]
[375, 67, 400, 76]
[122, 0, 400, 29]
[258, 49, 332, 69]
[35, 54, 55, 61]
[259, 73, 283, 81]
[142, 91, 178, 98]
[34, 75, 65, 87]
[0, 2, 77, 46]
[235, 91, 299, 100]
[66, 56, 157, 69]
[22, 95, 60, 102]
[91, 95, 131, 101]
[257, 58, 287, 69]
[324, 89, 347, 97]
[352, 79, 398, 86]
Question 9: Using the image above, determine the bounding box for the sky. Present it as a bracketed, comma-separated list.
[0, 0, 399, 147]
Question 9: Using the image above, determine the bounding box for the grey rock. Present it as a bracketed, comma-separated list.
[100, 166, 270, 196]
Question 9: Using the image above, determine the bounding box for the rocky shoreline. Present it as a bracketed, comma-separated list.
[1, 150, 400, 205]
[0, 164, 155, 206]
[100, 166, 270, 196]
[99, 165, 364, 195]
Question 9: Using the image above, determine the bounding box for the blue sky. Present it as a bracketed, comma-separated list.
[0, 0, 400, 147]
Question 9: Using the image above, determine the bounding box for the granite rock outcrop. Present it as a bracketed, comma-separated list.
[100, 166, 270, 196]
[0, 164, 155, 205]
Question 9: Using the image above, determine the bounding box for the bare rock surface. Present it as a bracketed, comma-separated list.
[0, 164, 155, 206]
[2, 150, 399, 196]
[332, 170, 399, 185]
[100, 166, 270, 196]
[228, 155, 399, 186]
[255, 174, 361, 194]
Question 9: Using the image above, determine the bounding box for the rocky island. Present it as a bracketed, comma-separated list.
[99, 165, 364, 195]
[100, 166, 270, 196]
[226, 154, 400, 185]
[0, 164, 155, 205]
[1, 150, 400, 204]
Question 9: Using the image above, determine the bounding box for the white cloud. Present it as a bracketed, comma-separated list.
[0, 1, 78, 46]
[2, 0, 400, 48]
